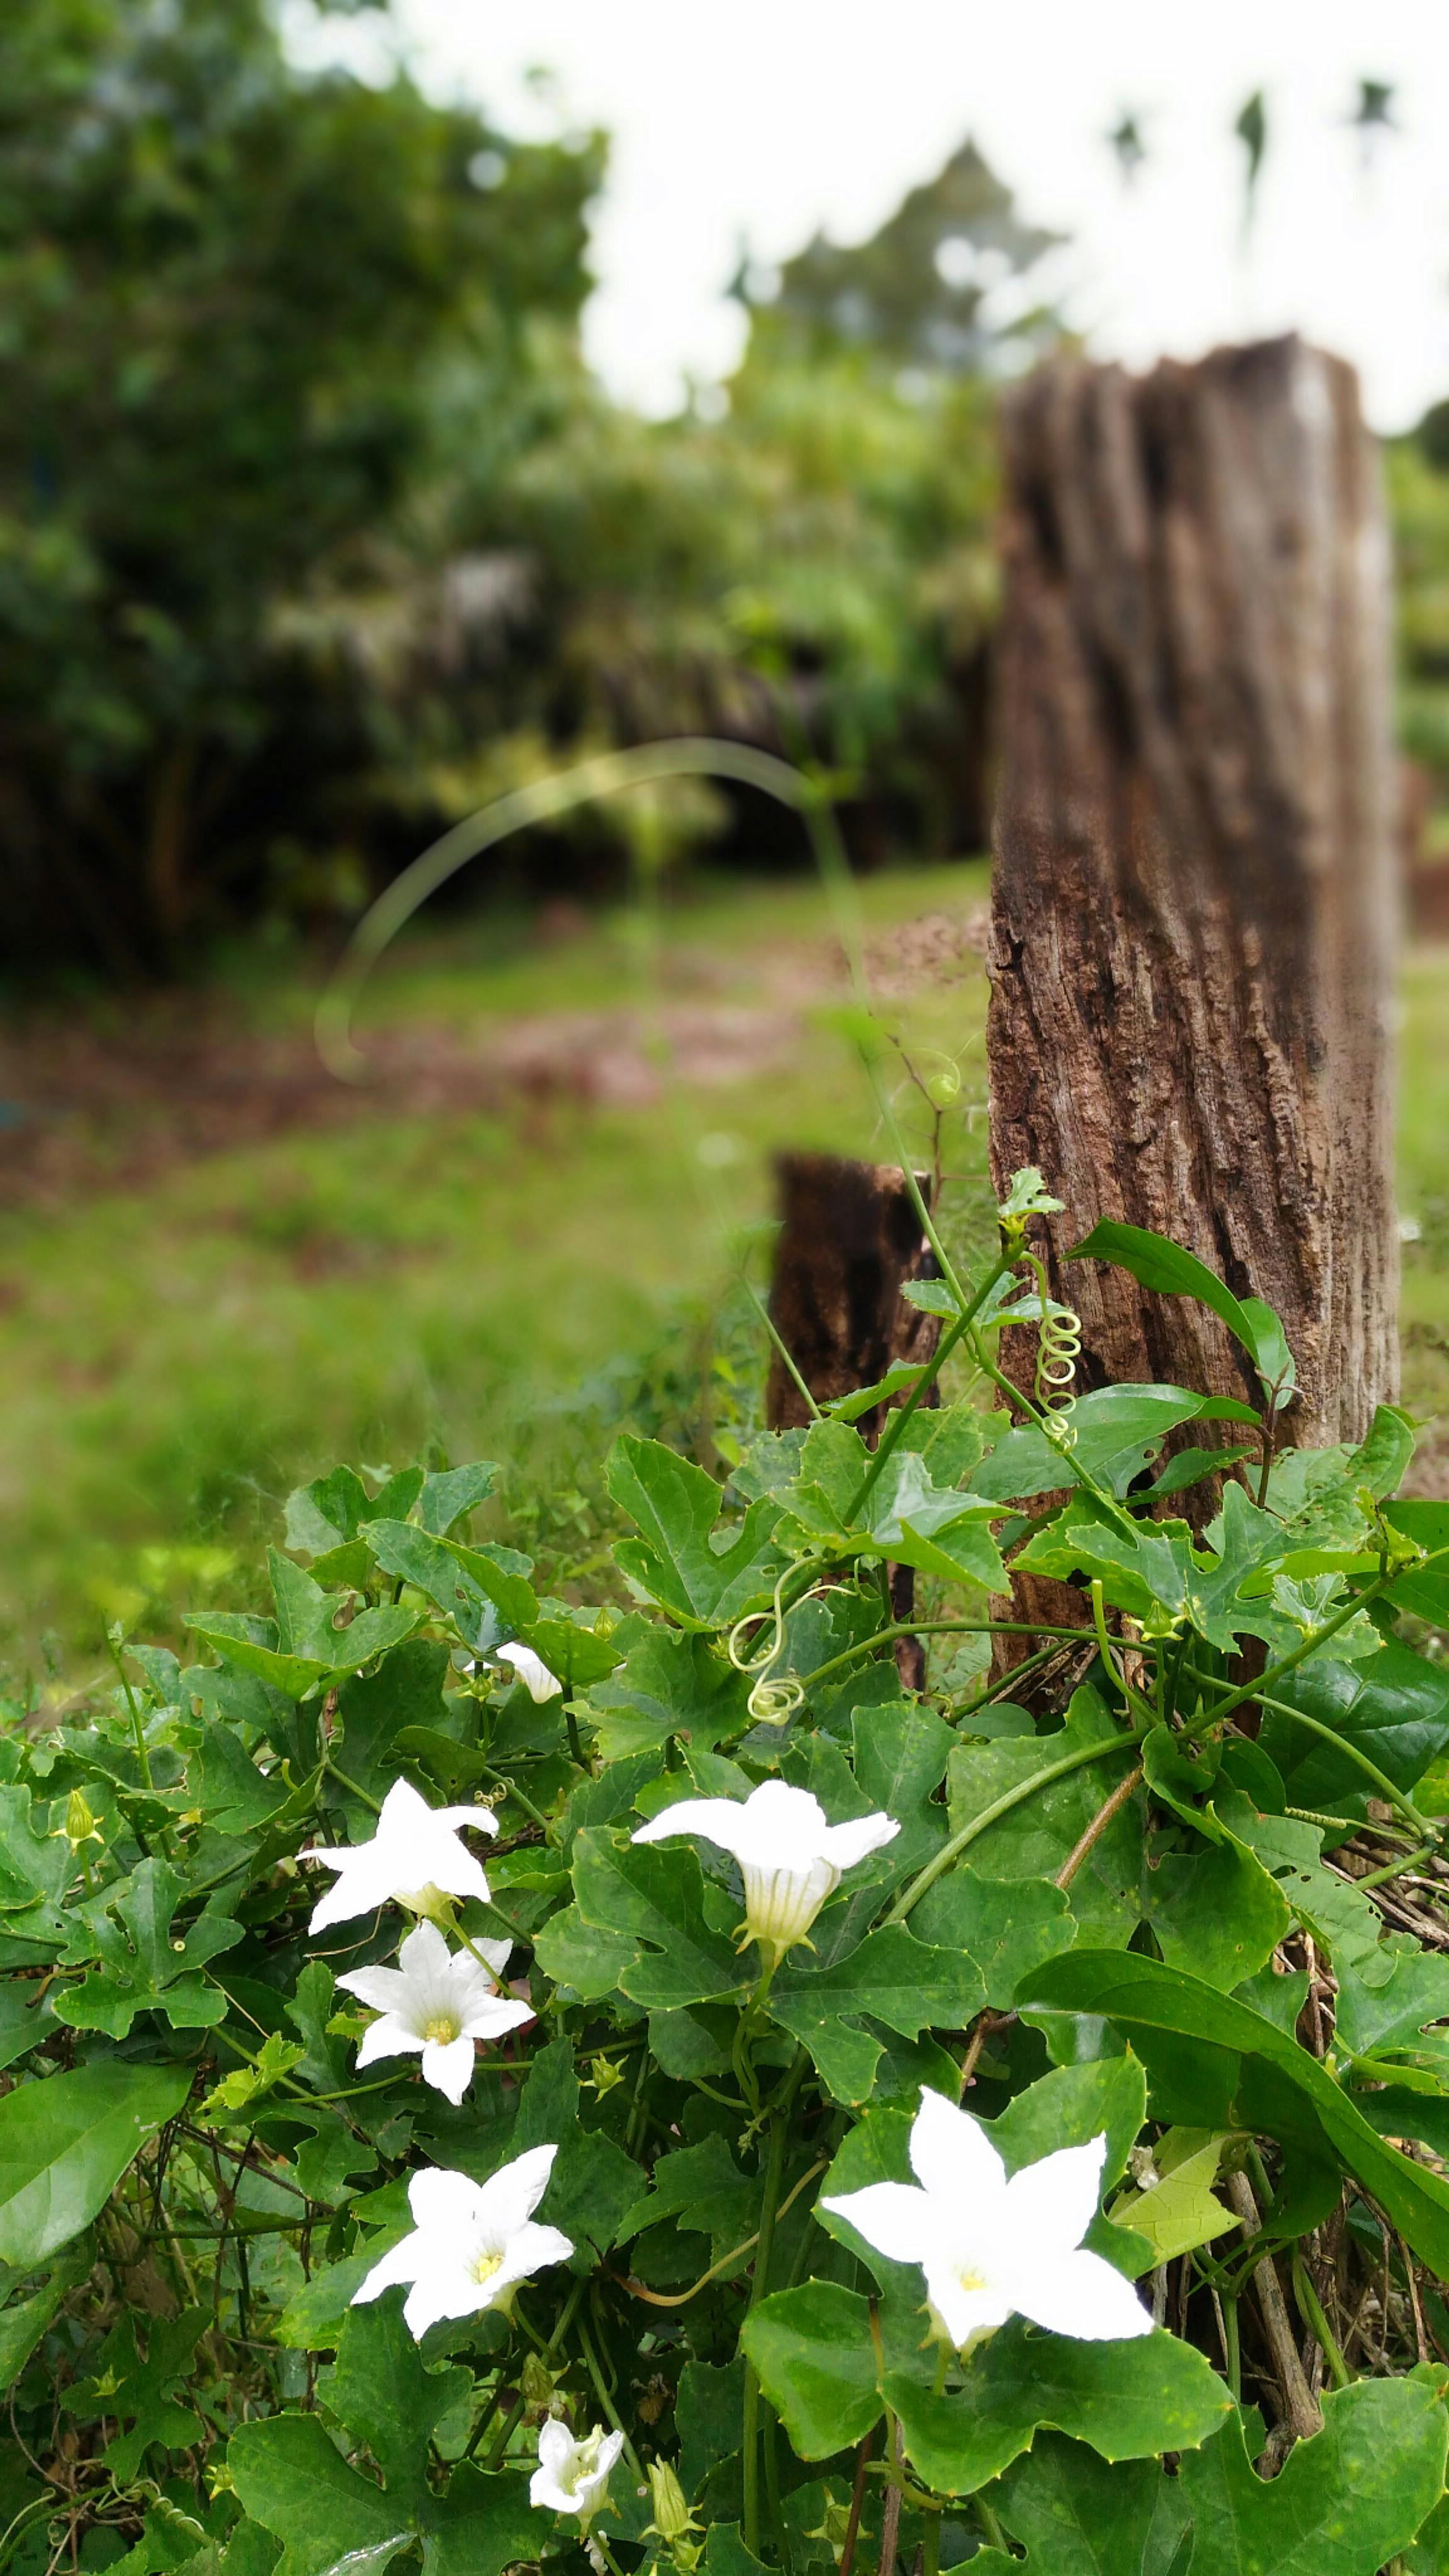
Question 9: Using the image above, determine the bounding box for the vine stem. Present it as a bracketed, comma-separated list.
[885, 1734, 1140, 1926]
[742, 2107, 791, 2559]
[1053, 1765, 1144, 1890]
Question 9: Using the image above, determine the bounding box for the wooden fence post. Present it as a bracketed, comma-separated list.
[987, 335, 1399, 1445]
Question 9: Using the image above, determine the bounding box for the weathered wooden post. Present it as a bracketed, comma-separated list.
[988, 335, 1399, 1442]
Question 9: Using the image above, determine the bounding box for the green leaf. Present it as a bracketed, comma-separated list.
[0, 2059, 191, 2263]
[0, 1985, 52, 2076]
[887, 2319, 1231, 2497]
[741, 2282, 885, 2458]
[1385, 1499, 1449, 1628]
[284, 1468, 372, 1557]
[53, 1859, 243, 2038]
[74, 2305, 206, 2481]
[992, 2378, 1448, 2576]
[584, 1621, 753, 1762]
[606, 1435, 787, 1630]
[821, 1363, 930, 1423]
[1065, 1223, 1294, 1395]
[323, 2297, 470, 2505]
[1334, 1943, 1449, 2062]
[336, 1640, 454, 1803]
[1260, 1645, 1449, 1816]
[570, 1828, 748, 2011]
[361, 1519, 535, 1639]
[946, 1687, 1143, 1946]
[420, 2467, 538, 2576]
[0, 1788, 72, 1919]
[1108, 2135, 1238, 2265]
[912, 1871, 1075, 2009]
[533, 1905, 637, 2002]
[192, 1724, 290, 1836]
[198, 2031, 306, 2121]
[414, 1463, 499, 1537]
[1019, 1948, 1449, 2278]
[972, 1385, 1256, 1507]
[227, 2414, 413, 2576]
[0, 2247, 89, 2391]
[1140, 1833, 1292, 1991]
[770, 1927, 985, 2104]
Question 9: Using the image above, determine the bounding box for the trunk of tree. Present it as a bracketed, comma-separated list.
[765, 1152, 940, 1690]
[987, 335, 1399, 1451]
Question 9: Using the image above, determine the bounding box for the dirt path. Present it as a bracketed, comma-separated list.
[0, 904, 989, 1209]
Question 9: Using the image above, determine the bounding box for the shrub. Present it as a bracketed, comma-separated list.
[1, 1177, 1448, 2575]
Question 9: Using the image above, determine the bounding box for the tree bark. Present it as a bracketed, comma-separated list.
[765, 1152, 939, 1690]
[987, 335, 1399, 1450]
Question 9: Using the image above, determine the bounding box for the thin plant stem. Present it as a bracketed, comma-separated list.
[1054, 1765, 1144, 1890]
[1291, 2251, 1353, 2389]
[743, 2109, 791, 2558]
[886, 1734, 1140, 1925]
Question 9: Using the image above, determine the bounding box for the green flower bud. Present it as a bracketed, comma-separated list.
[64, 1790, 101, 1852]
[645, 2462, 699, 2550]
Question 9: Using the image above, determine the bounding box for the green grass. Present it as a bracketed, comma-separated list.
[1, 860, 1445, 1682]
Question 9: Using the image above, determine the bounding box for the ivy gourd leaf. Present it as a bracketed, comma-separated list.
[570, 1828, 750, 2011]
[0, 2059, 191, 2263]
[0, 1788, 72, 1919]
[233, 2296, 537, 2576]
[1258, 1645, 1449, 1817]
[516, 1612, 619, 1692]
[946, 1687, 1143, 1946]
[583, 1621, 752, 1762]
[414, 1462, 499, 1538]
[53, 1860, 243, 2038]
[911, 1871, 1075, 2009]
[0, 2245, 91, 2392]
[1108, 2134, 1238, 2267]
[886, 2318, 1230, 2497]
[187, 1551, 421, 1696]
[770, 1927, 985, 2105]
[971, 1385, 1257, 1507]
[608, 1435, 787, 1631]
[1385, 1499, 1449, 1628]
[72, 2305, 207, 2480]
[226, 2412, 415, 2576]
[321, 2297, 470, 2506]
[989, 2376, 1448, 2576]
[335, 1640, 454, 1804]
[1333, 1943, 1449, 2063]
[191, 1724, 290, 1836]
[848, 1702, 954, 1887]
[361, 1520, 535, 1640]
[1139, 1831, 1292, 1992]
[1020, 1948, 1449, 2277]
[618, 2136, 759, 2262]
[740, 2281, 885, 2458]
[1065, 1223, 1294, 1398]
[284, 1467, 372, 1557]
[533, 1905, 638, 2002]
[771, 1422, 1006, 1589]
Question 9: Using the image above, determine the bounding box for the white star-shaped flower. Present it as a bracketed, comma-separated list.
[823, 2087, 1151, 2352]
[530, 2420, 624, 2524]
[631, 1778, 898, 1965]
[300, 1777, 497, 1934]
[335, 1921, 533, 2104]
[353, 2146, 574, 2340]
[496, 1643, 563, 1702]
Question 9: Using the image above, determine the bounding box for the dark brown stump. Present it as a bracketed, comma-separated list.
[988, 335, 1399, 1449]
[765, 1152, 939, 1689]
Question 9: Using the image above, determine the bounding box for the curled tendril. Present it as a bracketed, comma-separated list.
[726, 1572, 826, 1727]
[1022, 1250, 1082, 1424]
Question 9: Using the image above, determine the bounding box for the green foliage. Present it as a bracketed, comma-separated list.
[2, 1194, 1448, 2576]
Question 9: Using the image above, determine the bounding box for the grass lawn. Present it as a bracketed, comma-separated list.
[1, 860, 1444, 1682]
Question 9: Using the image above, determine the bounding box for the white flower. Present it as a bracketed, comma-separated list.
[823, 2087, 1151, 2353]
[353, 2145, 573, 2340]
[300, 1777, 497, 1934]
[496, 1643, 563, 1702]
[631, 1779, 899, 1963]
[335, 1921, 534, 2104]
[530, 2419, 624, 2524]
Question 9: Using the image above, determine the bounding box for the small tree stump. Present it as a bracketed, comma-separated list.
[989, 335, 1399, 1448]
[766, 1152, 939, 1688]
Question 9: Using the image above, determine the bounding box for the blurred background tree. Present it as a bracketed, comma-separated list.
[4, 0, 1449, 979]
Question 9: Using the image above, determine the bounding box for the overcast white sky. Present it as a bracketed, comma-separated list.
[328, 0, 1449, 430]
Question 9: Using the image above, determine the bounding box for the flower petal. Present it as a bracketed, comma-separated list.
[631, 1797, 755, 1860]
[1011, 2247, 1152, 2342]
[460, 1995, 536, 2043]
[1002, 2135, 1107, 2255]
[819, 1812, 901, 1870]
[919, 2260, 1014, 2351]
[401, 2265, 492, 2339]
[434, 1804, 499, 1836]
[336, 1963, 408, 2014]
[536, 2419, 575, 2478]
[498, 1644, 563, 1702]
[909, 2087, 1006, 2204]
[408, 2165, 487, 2236]
[820, 2180, 935, 2265]
[492, 2219, 575, 2294]
[474, 2143, 559, 2242]
[397, 1921, 453, 1980]
[352, 2229, 421, 2302]
[306, 1860, 395, 1934]
[421, 2034, 478, 2104]
[355, 2016, 421, 2070]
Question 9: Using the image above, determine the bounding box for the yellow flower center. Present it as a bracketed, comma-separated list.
[424, 2014, 460, 2045]
[957, 2263, 987, 2295]
[470, 2249, 504, 2288]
